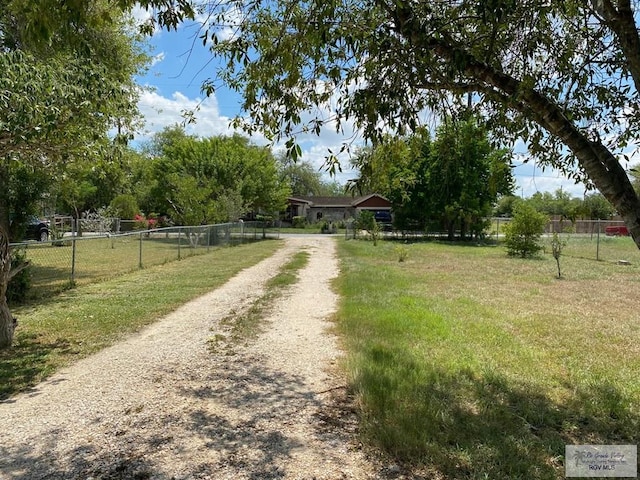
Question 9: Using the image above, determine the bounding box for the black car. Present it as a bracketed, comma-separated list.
[25, 217, 50, 241]
[373, 210, 393, 230]
[373, 210, 392, 223]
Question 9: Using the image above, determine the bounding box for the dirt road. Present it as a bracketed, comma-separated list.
[0, 236, 377, 480]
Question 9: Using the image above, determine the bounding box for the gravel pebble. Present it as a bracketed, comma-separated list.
[0, 237, 378, 480]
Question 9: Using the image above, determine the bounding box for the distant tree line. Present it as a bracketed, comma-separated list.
[494, 190, 617, 222]
[28, 125, 345, 227]
[352, 114, 631, 238]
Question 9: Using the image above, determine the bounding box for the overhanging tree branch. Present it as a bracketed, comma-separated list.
[120, 0, 640, 250]
[388, 0, 640, 240]
[592, 0, 640, 89]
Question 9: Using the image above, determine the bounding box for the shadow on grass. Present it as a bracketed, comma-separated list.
[12, 264, 75, 302]
[381, 233, 499, 245]
[0, 333, 79, 401]
[355, 345, 639, 479]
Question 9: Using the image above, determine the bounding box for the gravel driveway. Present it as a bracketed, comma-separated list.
[0, 236, 377, 480]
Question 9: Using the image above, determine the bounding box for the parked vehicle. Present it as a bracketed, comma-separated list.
[372, 210, 393, 231]
[373, 210, 392, 223]
[25, 217, 50, 241]
[605, 225, 629, 236]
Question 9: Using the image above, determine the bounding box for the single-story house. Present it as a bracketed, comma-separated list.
[286, 194, 392, 223]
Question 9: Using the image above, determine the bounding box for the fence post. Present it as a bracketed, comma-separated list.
[139, 232, 143, 268]
[596, 219, 601, 261]
[71, 235, 77, 283]
[177, 227, 181, 260]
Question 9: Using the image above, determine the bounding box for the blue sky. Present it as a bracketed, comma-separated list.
[131, 9, 620, 199]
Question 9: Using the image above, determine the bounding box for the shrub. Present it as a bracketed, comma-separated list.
[292, 216, 307, 228]
[49, 223, 66, 245]
[81, 208, 114, 233]
[320, 221, 337, 234]
[133, 213, 157, 230]
[7, 249, 31, 305]
[357, 210, 381, 246]
[109, 194, 139, 219]
[395, 245, 409, 262]
[356, 210, 375, 231]
[503, 203, 547, 257]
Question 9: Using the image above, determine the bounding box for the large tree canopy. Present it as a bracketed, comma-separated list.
[158, 0, 640, 248]
[20, 1, 640, 245]
[0, 1, 146, 236]
[0, 0, 147, 347]
[351, 119, 514, 238]
[278, 156, 344, 197]
[143, 126, 290, 225]
[4, 0, 640, 346]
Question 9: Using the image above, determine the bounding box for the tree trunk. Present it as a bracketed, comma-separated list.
[388, 3, 640, 250]
[0, 298, 15, 349]
[447, 220, 455, 241]
[431, 40, 640, 249]
[0, 229, 15, 349]
[460, 218, 468, 241]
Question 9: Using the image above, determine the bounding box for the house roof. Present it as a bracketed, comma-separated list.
[288, 194, 390, 208]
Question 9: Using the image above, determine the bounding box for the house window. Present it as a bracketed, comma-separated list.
[316, 212, 323, 220]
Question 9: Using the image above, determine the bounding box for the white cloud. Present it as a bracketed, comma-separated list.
[278, 101, 364, 186]
[135, 88, 361, 186]
[511, 155, 589, 198]
[149, 52, 165, 67]
[130, 5, 152, 24]
[129, 5, 160, 35]
[136, 90, 241, 141]
[302, 144, 360, 186]
[191, 4, 243, 43]
[517, 175, 587, 199]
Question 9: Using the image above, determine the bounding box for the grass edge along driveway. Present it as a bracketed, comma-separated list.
[0, 240, 282, 400]
[334, 239, 640, 480]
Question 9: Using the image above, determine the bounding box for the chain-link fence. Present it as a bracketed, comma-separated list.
[10, 221, 278, 301]
[487, 218, 638, 262]
[346, 218, 639, 263]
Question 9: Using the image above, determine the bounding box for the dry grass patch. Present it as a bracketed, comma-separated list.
[335, 238, 640, 479]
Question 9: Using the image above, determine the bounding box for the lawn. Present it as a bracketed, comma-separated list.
[0, 240, 281, 399]
[14, 225, 269, 300]
[334, 238, 640, 479]
[553, 232, 638, 263]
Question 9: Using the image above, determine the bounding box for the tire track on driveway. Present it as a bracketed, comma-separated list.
[0, 236, 376, 480]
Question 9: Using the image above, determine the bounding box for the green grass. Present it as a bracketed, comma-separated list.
[334, 239, 640, 479]
[15, 226, 268, 301]
[548, 233, 638, 263]
[0, 240, 281, 399]
[266, 250, 310, 289]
